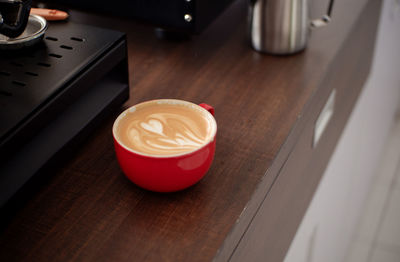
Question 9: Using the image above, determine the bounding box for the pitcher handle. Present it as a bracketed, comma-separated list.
[311, 0, 335, 28]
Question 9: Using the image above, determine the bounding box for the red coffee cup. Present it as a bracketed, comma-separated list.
[112, 99, 217, 192]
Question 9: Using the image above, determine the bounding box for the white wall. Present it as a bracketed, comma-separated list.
[284, 0, 400, 261]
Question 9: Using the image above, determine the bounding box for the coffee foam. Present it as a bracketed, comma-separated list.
[114, 100, 216, 156]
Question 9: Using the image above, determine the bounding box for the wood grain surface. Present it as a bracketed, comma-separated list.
[0, 0, 381, 261]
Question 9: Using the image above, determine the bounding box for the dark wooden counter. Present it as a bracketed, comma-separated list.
[0, 0, 382, 261]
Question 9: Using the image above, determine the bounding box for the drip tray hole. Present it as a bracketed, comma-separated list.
[0, 71, 11, 76]
[46, 36, 58, 41]
[12, 80, 26, 87]
[10, 62, 23, 67]
[71, 37, 85, 42]
[0, 90, 12, 96]
[25, 72, 39, 76]
[60, 45, 73, 50]
[49, 53, 63, 58]
[37, 62, 51, 67]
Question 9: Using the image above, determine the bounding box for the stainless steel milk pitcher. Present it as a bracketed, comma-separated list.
[249, 0, 335, 54]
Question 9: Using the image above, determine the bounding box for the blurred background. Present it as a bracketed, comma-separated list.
[284, 0, 400, 261]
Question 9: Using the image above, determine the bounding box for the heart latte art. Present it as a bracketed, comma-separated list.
[116, 102, 214, 156]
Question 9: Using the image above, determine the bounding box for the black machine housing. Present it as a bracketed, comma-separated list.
[44, 0, 237, 33]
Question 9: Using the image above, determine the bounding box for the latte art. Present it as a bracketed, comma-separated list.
[127, 113, 207, 154]
[116, 103, 214, 156]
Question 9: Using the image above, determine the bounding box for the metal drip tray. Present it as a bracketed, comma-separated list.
[0, 22, 129, 206]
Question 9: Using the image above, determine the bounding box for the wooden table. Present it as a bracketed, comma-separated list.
[0, 0, 382, 261]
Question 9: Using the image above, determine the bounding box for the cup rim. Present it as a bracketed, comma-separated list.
[112, 99, 217, 158]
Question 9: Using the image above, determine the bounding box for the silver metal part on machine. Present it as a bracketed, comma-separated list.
[0, 14, 47, 50]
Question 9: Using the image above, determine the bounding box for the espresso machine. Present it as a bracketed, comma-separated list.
[0, 1, 130, 206]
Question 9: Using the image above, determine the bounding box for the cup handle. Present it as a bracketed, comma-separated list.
[199, 103, 215, 116]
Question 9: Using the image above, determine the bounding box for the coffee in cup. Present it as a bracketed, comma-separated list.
[114, 101, 215, 156]
[113, 99, 217, 192]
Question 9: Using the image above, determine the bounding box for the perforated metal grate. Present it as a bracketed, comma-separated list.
[0, 22, 126, 155]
